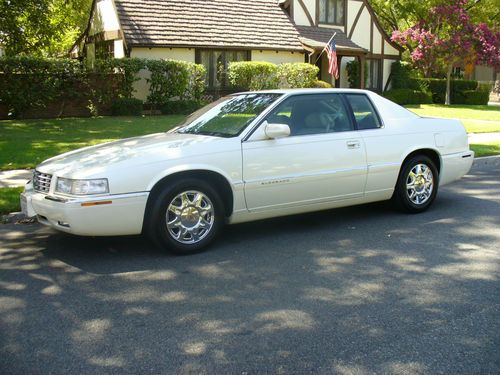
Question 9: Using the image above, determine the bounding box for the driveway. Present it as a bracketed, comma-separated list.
[1, 161, 499, 374]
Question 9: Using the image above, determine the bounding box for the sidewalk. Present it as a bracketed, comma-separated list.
[0, 169, 32, 188]
[1, 133, 499, 188]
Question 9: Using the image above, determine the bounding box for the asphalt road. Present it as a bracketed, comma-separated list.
[1, 160, 499, 375]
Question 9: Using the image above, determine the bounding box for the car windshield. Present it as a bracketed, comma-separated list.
[175, 93, 283, 137]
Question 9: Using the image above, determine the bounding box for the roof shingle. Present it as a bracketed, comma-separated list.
[115, 0, 305, 51]
[296, 26, 366, 53]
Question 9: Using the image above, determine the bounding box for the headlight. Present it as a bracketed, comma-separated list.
[56, 178, 109, 195]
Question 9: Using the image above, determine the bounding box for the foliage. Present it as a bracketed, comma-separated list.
[463, 90, 490, 105]
[370, 0, 499, 38]
[0, 0, 93, 57]
[314, 80, 333, 88]
[346, 60, 368, 88]
[0, 187, 23, 215]
[111, 98, 144, 116]
[384, 89, 432, 104]
[0, 56, 89, 117]
[160, 100, 204, 115]
[391, 0, 499, 104]
[0, 115, 185, 170]
[146, 60, 206, 108]
[228, 61, 320, 90]
[276, 63, 319, 88]
[406, 78, 477, 104]
[95, 58, 146, 98]
[228, 61, 279, 90]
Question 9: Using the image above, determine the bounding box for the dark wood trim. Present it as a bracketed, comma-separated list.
[348, 3, 365, 39]
[298, 0, 315, 26]
[362, 0, 404, 52]
[130, 44, 304, 53]
[381, 30, 385, 56]
[366, 53, 400, 59]
[359, 56, 365, 89]
[344, 0, 348, 33]
[86, 30, 123, 44]
[370, 21, 373, 54]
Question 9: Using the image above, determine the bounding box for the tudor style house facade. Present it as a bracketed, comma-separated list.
[79, 0, 402, 100]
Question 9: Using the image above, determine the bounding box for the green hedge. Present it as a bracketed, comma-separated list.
[228, 61, 319, 90]
[111, 98, 144, 116]
[346, 60, 368, 88]
[408, 78, 478, 104]
[0, 57, 206, 118]
[160, 100, 204, 115]
[463, 90, 490, 105]
[146, 60, 206, 108]
[383, 89, 433, 105]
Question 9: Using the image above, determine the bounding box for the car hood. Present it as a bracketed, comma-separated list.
[37, 132, 227, 178]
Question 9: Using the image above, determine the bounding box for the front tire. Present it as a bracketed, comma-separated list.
[393, 155, 439, 213]
[146, 179, 224, 255]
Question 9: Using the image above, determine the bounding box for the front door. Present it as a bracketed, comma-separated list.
[242, 93, 367, 211]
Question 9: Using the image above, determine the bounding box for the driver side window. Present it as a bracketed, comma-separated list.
[266, 94, 354, 136]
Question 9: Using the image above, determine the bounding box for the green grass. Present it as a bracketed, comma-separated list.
[406, 104, 500, 133]
[0, 115, 184, 170]
[470, 142, 500, 157]
[0, 187, 23, 215]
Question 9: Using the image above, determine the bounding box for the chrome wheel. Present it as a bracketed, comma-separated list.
[406, 164, 434, 205]
[166, 190, 215, 244]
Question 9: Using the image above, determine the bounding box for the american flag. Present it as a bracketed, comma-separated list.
[325, 38, 339, 79]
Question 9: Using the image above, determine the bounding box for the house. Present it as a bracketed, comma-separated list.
[78, 0, 402, 99]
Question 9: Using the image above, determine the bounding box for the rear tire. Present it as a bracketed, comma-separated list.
[146, 178, 224, 255]
[392, 155, 439, 213]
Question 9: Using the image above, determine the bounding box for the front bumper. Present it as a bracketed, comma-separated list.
[21, 186, 149, 236]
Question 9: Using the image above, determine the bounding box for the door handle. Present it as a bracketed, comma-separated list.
[346, 140, 360, 149]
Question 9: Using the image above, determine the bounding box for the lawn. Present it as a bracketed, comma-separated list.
[406, 104, 500, 133]
[0, 187, 23, 215]
[0, 115, 184, 170]
[470, 142, 500, 157]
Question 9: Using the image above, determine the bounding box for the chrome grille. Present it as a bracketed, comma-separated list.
[33, 171, 52, 193]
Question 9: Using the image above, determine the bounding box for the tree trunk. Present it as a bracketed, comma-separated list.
[445, 64, 453, 105]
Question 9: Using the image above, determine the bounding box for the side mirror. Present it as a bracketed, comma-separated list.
[264, 122, 291, 139]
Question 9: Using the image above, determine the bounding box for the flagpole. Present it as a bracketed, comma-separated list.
[314, 32, 337, 64]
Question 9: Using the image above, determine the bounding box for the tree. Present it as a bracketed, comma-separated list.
[392, 0, 500, 105]
[0, 0, 92, 57]
[370, 0, 499, 36]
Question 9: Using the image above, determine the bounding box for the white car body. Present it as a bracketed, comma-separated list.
[21, 89, 474, 239]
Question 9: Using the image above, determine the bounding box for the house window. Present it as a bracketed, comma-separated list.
[318, 0, 344, 25]
[95, 40, 114, 60]
[366, 59, 382, 91]
[197, 50, 250, 88]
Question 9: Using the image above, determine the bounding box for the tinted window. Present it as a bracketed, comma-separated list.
[176, 93, 282, 137]
[266, 94, 354, 136]
[345, 94, 382, 130]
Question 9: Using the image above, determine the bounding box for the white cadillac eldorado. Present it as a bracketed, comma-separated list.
[21, 89, 474, 254]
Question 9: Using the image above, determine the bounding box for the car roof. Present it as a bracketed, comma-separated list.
[232, 88, 376, 96]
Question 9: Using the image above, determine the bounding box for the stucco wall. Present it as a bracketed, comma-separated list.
[89, 0, 120, 35]
[293, 0, 316, 26]
[251, 50, 305, 64]
[130, 47, 196, 62]
[474, 65, 495, 82]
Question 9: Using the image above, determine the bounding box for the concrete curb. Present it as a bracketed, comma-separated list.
[472, 155, 500, 168]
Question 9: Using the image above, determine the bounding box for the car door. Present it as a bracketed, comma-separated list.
[242, 93, 367, 212]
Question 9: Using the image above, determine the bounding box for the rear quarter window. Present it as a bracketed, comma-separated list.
[345, 94, 382, 130]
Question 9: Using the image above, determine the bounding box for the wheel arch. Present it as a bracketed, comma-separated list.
[401, 148, 442, 174]
[143, 169, 235, 233]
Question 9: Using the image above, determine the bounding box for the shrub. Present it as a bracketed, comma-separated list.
[346, 60, 368, 88]
[228, 61, 279, 90]
[277, 63, 319, 88]
[95, 58, 145, 98]
[146, 60, 206, 108]
[390, 61, 419, 90]
[383, 89, 433, 105]
[463, 90, 490, 105]
[160, 100, 204, 115]
[409, 78, 478, 104]
[314, 80, 333, 88]
[111, 98, 143, 116]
